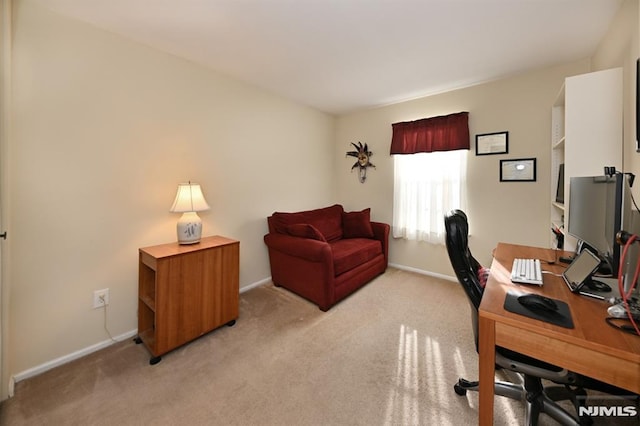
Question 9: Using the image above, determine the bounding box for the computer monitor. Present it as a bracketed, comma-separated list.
[567, 174, 632, 278]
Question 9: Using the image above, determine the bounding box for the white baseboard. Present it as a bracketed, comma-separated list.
[9, 276, 273, 395]
[7, 376, 14, 398]
[388, 263, 457, 283]
[240, 276, 271, 293]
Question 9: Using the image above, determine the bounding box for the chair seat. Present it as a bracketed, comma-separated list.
[331, 238, 382, 275]
[497, 346, 563, 373]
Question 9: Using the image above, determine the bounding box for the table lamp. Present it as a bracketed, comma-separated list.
[169, 181, 210, 244]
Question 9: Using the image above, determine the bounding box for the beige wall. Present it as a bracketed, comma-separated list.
[335, 61, 589, 273]
[6, 1, 334, 386]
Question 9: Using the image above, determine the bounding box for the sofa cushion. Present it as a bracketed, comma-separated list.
[342, 208, 374, 238]
[286, 224, 327, 242]
[331, 238, 382, 276]
[477, 265, 490, 288]
[271, 204, 344, 242]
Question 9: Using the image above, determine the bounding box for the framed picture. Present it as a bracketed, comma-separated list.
[500, 158, 536, 182]
[476, 131, 508, 155]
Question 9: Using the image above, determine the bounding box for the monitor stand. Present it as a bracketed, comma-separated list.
[578, 277, 619, 300]
[583, 276, 612, 292]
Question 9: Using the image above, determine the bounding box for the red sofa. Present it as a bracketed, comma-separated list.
[264, 204, 389, 311]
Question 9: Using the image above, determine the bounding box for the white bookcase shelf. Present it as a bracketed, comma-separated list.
[549, 68, 622, 250]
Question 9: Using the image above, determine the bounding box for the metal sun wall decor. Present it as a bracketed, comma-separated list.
[346, 141, 375, 183]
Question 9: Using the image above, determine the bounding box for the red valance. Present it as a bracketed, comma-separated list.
[390, 111, 470, 154]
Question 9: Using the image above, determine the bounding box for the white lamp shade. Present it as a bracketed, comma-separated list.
[169, 182, 210, 213]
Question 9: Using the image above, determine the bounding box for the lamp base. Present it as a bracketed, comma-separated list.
[176, 212, 203, 244]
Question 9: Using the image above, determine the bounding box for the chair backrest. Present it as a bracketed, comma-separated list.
[444, 209, 484, 349]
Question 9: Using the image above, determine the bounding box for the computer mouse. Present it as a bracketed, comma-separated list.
[517, 294, 559, 313]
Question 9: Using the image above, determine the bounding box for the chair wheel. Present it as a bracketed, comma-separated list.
[454, 383, 467, 396]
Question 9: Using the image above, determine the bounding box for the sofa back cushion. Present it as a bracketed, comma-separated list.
[342, 208, 374, 238]
[286, 223, 327, 242]
[269, 204, 344, 242]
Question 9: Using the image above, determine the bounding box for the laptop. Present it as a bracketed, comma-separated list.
[562, 248, 602, 294]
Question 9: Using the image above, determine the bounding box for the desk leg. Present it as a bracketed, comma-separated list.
[478, 315, 496, 426]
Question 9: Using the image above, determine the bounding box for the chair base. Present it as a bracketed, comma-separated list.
[453, 378, 524, 402]
[454, 376, 592, 426]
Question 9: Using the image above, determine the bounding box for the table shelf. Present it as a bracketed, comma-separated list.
[136, 235, 240, 364]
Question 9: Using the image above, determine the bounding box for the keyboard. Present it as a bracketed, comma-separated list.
[511, 258, 543, 286]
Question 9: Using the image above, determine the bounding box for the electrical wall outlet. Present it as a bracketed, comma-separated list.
[93, 288, 109, 309]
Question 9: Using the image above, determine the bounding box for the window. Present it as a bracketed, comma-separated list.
[390, 112, 469, 244]
[393, 150, 467, 244]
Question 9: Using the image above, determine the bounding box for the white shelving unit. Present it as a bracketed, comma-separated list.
[550, 85, 565, 248]
[550, 68, 623, 251]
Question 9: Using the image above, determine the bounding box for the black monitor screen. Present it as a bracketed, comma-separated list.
[568, 174, 627, 276]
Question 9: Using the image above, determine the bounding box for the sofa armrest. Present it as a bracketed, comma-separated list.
[264, 233, 332, 263]
[371, 221, 390, 243]
[371, 221, 390, 263]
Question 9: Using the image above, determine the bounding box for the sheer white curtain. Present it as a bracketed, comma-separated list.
[393, 150, 467, 244]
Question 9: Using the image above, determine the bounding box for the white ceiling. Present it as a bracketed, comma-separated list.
[31, 0, 623, 115]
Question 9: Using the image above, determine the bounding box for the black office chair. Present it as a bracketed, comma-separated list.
[444, 209, 634, 426]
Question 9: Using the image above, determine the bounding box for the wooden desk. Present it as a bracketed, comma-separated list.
[478, 243, 640, 425]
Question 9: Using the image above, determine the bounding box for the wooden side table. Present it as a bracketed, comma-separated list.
[136, 235, 239, 364]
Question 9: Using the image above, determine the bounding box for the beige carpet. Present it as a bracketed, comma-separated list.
[0, 268, 599, 425]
